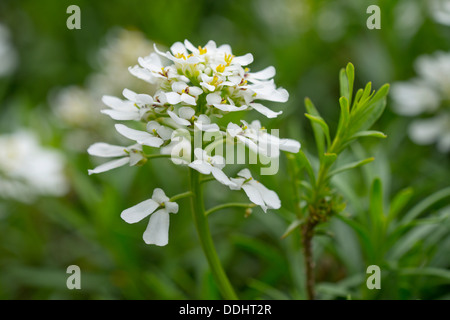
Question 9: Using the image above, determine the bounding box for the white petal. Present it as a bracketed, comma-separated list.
[165, 201, 179, 214]
[213, 103, 248, 112]
[251, 180, 281, 210]
[102, 95, 134, 110]
[249, 66, 276, 80]
[237, 168, 252, 179]
[194, 122, 220, 132]
[128, 66, 155, 83]
[226, 122, 242, 137]
[242, 184, 267, 212]
[183, 39, 197, 53]
[120, 198, 159, 224]
[143, 209, 170, 246]
[250, 103, 282, 118]
[188, 161, 212, 175]
[279, 139, 301, 153]
[100, 109, 139, 121]
[115, 124, 164, 147]
[180, 93, 196, 105]
[206, 92, 222, 105]
[164, 92, 182, 105]
[233, 53, 254, 66]
[167, 110, 191, 126]
[189, 86, 203, 96]
[211, 167, 236, 187]
[172, 81, 188, 93]
[152, 188, 169, 204]
[178, 107, 195, 119]
[87, 143, 127, 157]
[170, 42, 188, 56]
[88, 157, 129, 175]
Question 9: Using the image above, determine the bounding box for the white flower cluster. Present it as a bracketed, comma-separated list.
[391, 51, 450, 153]
[88, 40, 300, 245]
[0, 131, 68, 203]
[430, 0, 450, 26]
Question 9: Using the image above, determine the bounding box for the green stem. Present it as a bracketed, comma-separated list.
[205, 203, 256, 216]
[189, 168, 238, 300]
[170, 191, 193, 202]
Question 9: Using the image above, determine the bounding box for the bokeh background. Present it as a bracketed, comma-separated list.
[0, 0, 449, 299]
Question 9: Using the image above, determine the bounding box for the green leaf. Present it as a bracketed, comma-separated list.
[336, 97, 350, 141]
[346, 63, 355, 106]
[323, 152, 337, 168]
[348, 130, 387, 141]
[348, 84, 389, 136]
[295, 150, 316, 185]
[399, 267, 450, 282]
[281, 219, 304, 239]
[352, 88, 363, 110]
[339, 68, 349, 102]
[387, 188, 414, 224]
[305, 98, 325, 158]
[304, 113, 331, 148]
[370, 178, 385, 226]
[336, 214, 376, 262]
[328, 157, 375, 177]
[401, 187, 450, 225]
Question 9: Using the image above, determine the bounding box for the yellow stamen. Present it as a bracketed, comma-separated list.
[216, 64, 226, 73]
[225, 53, 234, 66]
[244, 67, 249, 73]
[175, 53, 186, 60]
[198, 46, 207, 55]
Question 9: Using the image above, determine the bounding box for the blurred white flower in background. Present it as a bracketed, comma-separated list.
[391, 51, 450, 152]
[49, 28, 157, 151]
[430, 0, 450, 26]
[0, 130, 68, 203]
[0, 24, 18, 77]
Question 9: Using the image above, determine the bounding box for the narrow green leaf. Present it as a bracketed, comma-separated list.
[352, 88, 363, 110]
[323, 152, 337, 168]
[329, 157, 375, 177]
[339, 68, 349, 102]
[346, 63, 355, 107]
[399, 267, 450, 282]
[305, 98, 325, 158]
[387, 188, 414, 224]
[305, 113, 331, 148]
[335, 214, 376, 262]
[295, 150, 316, 185]
[370, 178, 384, 226]
[336, 97, 350, 140]
[401, 186, 450, 225]
[349, 130, 387, 140]
[281, 219, 304, 239]
[356, 82, 373, 111]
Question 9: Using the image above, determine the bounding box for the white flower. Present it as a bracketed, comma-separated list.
[227, 120, 300, 157]
[408, 114, 450, 153]
[0, 130, 68, 203]
[230, 169, 281, 212]
[121, 188, 179, 246]
[87, 142, 145, 174]
[391, 51, 450, 152]
[189, 148, 236, 187]
[115, 123, 164, 147]
[429, 0, 450, 26]
[167, 106, 196, 126]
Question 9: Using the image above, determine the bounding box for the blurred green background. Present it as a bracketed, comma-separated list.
[0, 0, 449, 299]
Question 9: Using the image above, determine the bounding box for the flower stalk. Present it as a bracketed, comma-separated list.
[189, 168, 238, 300]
